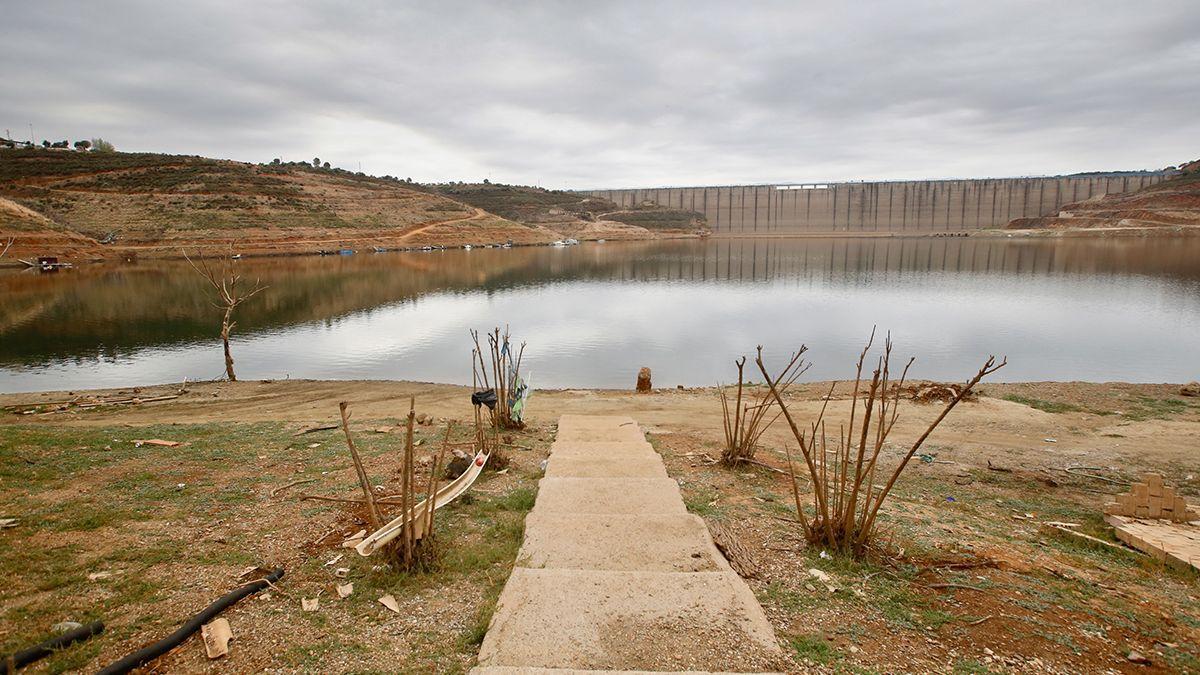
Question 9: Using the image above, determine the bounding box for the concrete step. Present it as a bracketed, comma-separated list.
[532, 477, 686, 516]
[549, 440, 657, 458]
[477, 569, 783, 672]
[555, 414, 638, 430]
[517, 513, 727, 572]
[545, 454, 668, 479]
[555, 426, 648, 443]
[468, 662, 787, 667]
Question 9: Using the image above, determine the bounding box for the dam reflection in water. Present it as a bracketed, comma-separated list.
[2, 236, 1199, 392]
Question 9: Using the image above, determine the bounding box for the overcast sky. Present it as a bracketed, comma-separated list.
[3, 1, 1198, 189]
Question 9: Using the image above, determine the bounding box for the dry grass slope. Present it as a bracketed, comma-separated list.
[0, 150, 560, 259]
[433, 183, 708, 241]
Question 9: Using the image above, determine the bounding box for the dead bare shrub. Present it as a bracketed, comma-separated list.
[470, 327, 528, 471]
[339, 398, 447, 572]
[718, 356, 802, 467]
[756, 331, 1005, 558]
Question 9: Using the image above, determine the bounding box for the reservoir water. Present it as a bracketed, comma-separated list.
[2, 237, 1199, 393]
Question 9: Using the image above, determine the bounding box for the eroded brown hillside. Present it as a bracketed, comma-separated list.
[0, 150, 560, 260]
[1009, 164, 1200, 232]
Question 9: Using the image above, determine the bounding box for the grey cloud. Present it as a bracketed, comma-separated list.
[2, 0, 1197, 188]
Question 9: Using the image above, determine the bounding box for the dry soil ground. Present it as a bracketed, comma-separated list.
[1, 379, 1197, 673]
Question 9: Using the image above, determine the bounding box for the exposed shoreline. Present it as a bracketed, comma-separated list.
[3, 377, 1198, 672]
[6, 225, 1200, 269]
[4, 377, 1195, 423]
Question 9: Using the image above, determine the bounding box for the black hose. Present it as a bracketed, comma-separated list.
[95, 568, 284, 675]
[0, 621, 104, 674]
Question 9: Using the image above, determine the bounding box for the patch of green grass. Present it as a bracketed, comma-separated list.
[952, 659, 993, 674]
[1001, 394, 1106, 415]
[1120, 396, 1196, 421]
[790, 633, 838, 665]
[920, 608, 957, 629]
[281, 637, 370, 668]
[682, 488, 721, 517]
[759, 581, 819, 611]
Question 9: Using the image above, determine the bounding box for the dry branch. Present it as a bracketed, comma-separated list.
[339, 401, 382, 530]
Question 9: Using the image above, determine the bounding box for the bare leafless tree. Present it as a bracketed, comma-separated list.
[183, 250, 266, 381]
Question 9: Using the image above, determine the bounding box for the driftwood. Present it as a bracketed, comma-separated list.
[707, 521, 760, 579]
[12, 394, 181, 415]
[292, 424, 338, 437]
[1061, 466, 1131, 486]
[926, 582, 987, 591]
[270, 478, 317, 498]
[1039, 523, 1135, 553]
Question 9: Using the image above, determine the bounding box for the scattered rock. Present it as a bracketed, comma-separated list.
[1182, 382, 1200, 397]
[445, 450, 472, 478]
[201, 618, 232, 659]
[1127, 650, 1151, 665]
[807, 568, 837, 591]
[636, 367, 652, 393]
[378, 594, 400, 613]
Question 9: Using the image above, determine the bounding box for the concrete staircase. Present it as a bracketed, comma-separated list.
[472, 415, 783, 674]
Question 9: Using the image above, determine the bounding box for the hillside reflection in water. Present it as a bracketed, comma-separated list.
[2, 236, 1199, 392]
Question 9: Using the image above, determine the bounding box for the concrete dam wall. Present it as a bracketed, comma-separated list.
[583, 173, 1170, 233]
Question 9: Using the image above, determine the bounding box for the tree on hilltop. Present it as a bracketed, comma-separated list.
[91, 138, 115, 152]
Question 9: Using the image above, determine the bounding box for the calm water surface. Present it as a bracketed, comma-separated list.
[2, 237, 1199, 393]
